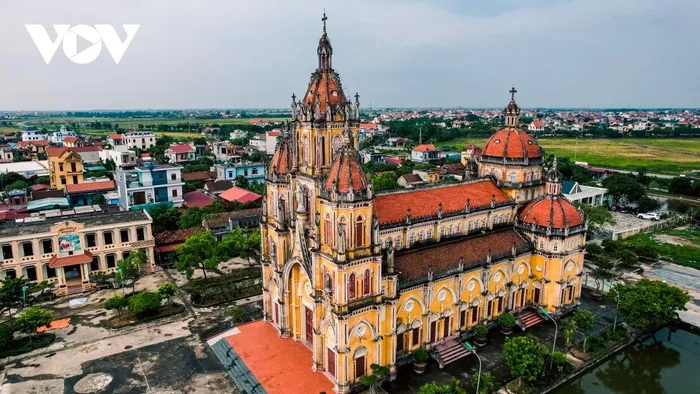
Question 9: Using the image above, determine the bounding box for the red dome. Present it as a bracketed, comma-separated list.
[324, 147, 368, 193]
[482, 128, 542, 159]
[304, 71, 347, 115]
[518, 196, 583, 229]
[269, 140, 290, 174]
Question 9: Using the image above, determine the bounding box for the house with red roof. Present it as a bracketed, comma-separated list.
[64, 179, 116, 206]
[528, 119, 545, 132]
[165, 143, 197, 163]
[62, 136, 83, 147]
[182, 190, 215, 209]
[219, 186, 261, 204]
[411, 144, 440, 162]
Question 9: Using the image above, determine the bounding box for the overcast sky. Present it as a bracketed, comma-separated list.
[0, 0, 698, 110]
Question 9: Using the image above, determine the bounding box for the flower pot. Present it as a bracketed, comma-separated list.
[474, 335, 488, 347]
[413, 361, 427, 374]
[590, 291, 604, 301]
[500, 325, 514, 335]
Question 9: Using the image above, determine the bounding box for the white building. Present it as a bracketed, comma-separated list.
[115, 163, 184, 210]
[99, 145, 138, 168]
[528, 120, 545, 132]
[21, 128, 47, 142]
[124, 131, 157, 150]
[562, 181, 608, 206]
[229, 129, 247, 140]
[164, 143, 196, 163]
[49, 126, 78, 145]
[411, 144, 439, 162]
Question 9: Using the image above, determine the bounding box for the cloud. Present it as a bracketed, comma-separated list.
[0, 0, 697, 109]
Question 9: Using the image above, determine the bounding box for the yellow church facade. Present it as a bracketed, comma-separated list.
[260, 17, 587, 393]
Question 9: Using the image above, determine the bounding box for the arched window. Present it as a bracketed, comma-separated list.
[278, 197, 286, 223]
[355, 216, 365, 247]
[494, 216, 500, 225]
[553, 243, 559, 252]
[332, 134, 343, 154]
[418, 231, 424, 244]
[324, 214, 333, 245]
[526, 172, 531, 182]
[363, 269, 371, 295]
[510, 172, 517, 183]
[457, 223, 462, 233]
[539, 240, 544, 249]
[302, 135, 309, 165]
[348, 273, 356, 299]
[302, 187, 310, 214]
[467, 222, 472, 233]
[409, 233, 415, 247]
[324, 273, 332, 293]
[270, 238, 277, 262]
[396, 235, 402, 249]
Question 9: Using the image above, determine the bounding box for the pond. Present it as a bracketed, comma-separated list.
[555, 326, 700, 394]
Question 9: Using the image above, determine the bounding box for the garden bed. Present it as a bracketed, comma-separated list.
[182, 268, 262, 307]
[107, 303, 185, 329]
[0, 333, 56, 358]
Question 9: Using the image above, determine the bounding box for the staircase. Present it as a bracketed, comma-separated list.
[432, 338, 471, 368]
[211, 339, 266, 394]
[517, 309, 544, 330]
[66, 285, 85, 296]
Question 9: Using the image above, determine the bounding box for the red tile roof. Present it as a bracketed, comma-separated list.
[413, 144, 438, 152]
[154, 227, 204, 246]
[168, 144, 194, 153]
[46, 147, 76, 158]
[374, 180, 509, 225]
[183, 191, 215, 209]
[303, 70, 346, 114]
[220, 186, 262, 204]
[324, 147, 368, 193]
[70, 145, 101, 153]
[62, 136, 80, 143]
[182, 171, 214, 182]
[269, 140, 290, 174]
[226, 321, 334, 394]
[109, 133, 123, 140]
[267, 130, 280, 137]
[65, 180, 116, 194]
[518, 196, 583, 229]
[19, 139, 49, 147]
[482, 128, 541, 159]
[395, 229, 530, 284]
[49, 251, 93, 268]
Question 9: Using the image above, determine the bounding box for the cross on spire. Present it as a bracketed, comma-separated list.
[509, 86, 517, 101]
[322, 10, 328, 33]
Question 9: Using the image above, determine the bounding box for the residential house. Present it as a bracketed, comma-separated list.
[18, 140, 49, 158]
[204, 180, 233, 196]
[108, 133, 124, 146]
[71, 145, 102, 164]
[528, 120, 545, 132]
[360, 151, 386, 164]
[249, 131, 279, 155]
[21, 127, 47, 142]
[229, 129, 247, 140]
[50, 126, 78, 145]
[47, 147, 84, 190]
[219, 186, 262, 204]
[124, 131, 157, 150]
[0, 160, 49, 179]
[181, 171, 216, 186]
[0, 208, 155, 295]
[99, 146, 138, 168]
[202, 208, 262, 240]
[65, 179, 117, 207]
[211, 141, 245, 162]
[165, 143, 196, 163]
[397, 173, 426, 188]
[182, 191, 215, 209]
[386, 137, 409, 149]
[0, 146, 14, 163]
[115, 163, 184, 210]
[154, 227, 203, 266]
[62, 136, 83, 147]
[411, 144, 440, 162]
[214, 162, 266, 184]
[4, 189, 28, 210]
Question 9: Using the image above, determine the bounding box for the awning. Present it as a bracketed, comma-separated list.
[49, 250, 93, 268]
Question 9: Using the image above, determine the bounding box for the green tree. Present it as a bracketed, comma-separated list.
[357, 363, 390, 394]
[0, 324, 14, 349]
[418, 380, 467, 394]
[158, 282, 177, 305]
[636, 168, 651, 189]
[503, 336, 545, 382]
[222, 228, 261, 266]
[0, 172, 24, 189]
[128, 291, 162, 315]
[579, 204, 615, 235]
[602, 174, 646, 204]
[34, 175, 50, 185]
[5, 180, 28, 191]
[562, 318, 577, 347]
[175, 231, 227, 279]
[104, 294, 128, 317]
[178, 206, 205, 229]
[0, 277, 33, 320]
[148, 205, 181, 233]
[551, 351, 569, 373]
[611, 279, 690, 329]
[234, 175, 249, 189]
[16, 306, 52, 342]
[573, 310, 596, 353]
[474, 372, 496, 394]
[227, 305, 245, 324]
[372, 171, 400, 191]
[668, 177, 692, 195]
[117, 251, 146, 293]
[637, 196, 661, 213]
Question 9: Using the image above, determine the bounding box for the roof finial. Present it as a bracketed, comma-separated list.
[322, 10, 328, 34]
[509, 85, 517, 102]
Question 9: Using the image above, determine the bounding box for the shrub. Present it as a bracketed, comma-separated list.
[104, 294, 128, 317]
[476, 324, 489, 337]
[158, 282, 177, 305]
[413, 348, 429, 363]
[551, 351, 568, 373]
[16, 306, 53, 341]
[499, 312, 517, 328]
[475, 372, 496, 394]
[503, 336, 545, 382]
[227, 305, 244, 324]
[0, 324, 14, 349]
[128, 291, 162, 315]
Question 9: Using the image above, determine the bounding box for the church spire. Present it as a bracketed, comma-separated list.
[545, 156, 563, 195]
[504, 85, 520, 127]
[317, 11, 333, 70]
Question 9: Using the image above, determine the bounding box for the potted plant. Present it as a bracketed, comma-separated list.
[499, 312, 517, 335]
[474, 324, 489, 346]
[412, 348, 429, 374]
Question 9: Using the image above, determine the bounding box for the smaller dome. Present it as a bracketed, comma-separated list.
[324, 146, 368, 193]
[269, 139, 291, 175]
[518, 196, 583, 229]
[482, 128, 542, 160]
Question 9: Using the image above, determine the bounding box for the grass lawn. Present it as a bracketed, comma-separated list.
[0, 333, 56, 357]
[623, 229, 700, 269]
[440, 137, 700, 175]
[108, 303, 185, 328]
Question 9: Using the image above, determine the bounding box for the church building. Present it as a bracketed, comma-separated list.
[259, 15, 586, 393]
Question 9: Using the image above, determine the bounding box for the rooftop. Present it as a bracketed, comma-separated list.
[219, 187, 262, 204]
[0, 209, 150, 238]
[64, 180, 116, 194]
[183, 191, 215, 209]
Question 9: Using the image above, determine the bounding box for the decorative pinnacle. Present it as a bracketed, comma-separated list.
[509, 85, 517, 102]
[322, 10, 328, 33]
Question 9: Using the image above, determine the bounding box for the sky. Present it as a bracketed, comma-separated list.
[0, 0, 698, 110]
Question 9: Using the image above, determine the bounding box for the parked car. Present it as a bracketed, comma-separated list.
[637, 212, 661, 221]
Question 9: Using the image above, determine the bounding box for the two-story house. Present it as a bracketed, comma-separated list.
[124, 131, 157, 150]
[214, 162, 266, 184]
[115, 163, 184, 210]
[99, 145, 138, 168]
[47, 147, 84, 190]
[411, 144, 440, 162]
[165, 143, 196, 163]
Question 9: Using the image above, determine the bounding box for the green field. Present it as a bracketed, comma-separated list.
[623, 229, 700, 269]
[441, 137, 700, 175]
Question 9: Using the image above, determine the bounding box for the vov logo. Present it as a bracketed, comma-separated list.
[25, 24, 140, 64]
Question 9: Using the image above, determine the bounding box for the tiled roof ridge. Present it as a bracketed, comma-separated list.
[376, 178, 495, 197]
[394, 227, 525, 258]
